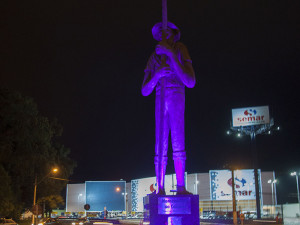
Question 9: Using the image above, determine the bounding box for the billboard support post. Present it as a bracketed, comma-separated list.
[250, 130, 262, 219]
[228, 106, 279, 219]
[231, 170, 237, 225]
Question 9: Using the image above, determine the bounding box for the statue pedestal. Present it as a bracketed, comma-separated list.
[143, 194, 200, 225]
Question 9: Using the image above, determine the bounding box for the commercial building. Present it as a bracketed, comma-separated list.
[66, 170, 277, 216]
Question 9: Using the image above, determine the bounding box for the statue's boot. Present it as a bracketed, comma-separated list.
[173, 151, 193, 195]
[154, 155, 167, 195]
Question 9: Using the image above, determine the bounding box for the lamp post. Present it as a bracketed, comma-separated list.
[78, 193, 83, 214]
[291, 172, 300, 213]
[194, 174, 199, 195]
[268, 179, 277, 217]
[32, 168, 58, 225]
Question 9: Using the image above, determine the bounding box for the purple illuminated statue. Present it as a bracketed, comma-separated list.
[142, 22, 196, 195]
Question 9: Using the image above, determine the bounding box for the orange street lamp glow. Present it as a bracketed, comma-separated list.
[53, 168, 58, 173]
[116, 187, 121, 192]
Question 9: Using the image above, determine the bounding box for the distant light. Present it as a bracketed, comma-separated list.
[291, 172, 297, 176]
[53, 168, 58, 173]
[226, 131, 230, 135]
[277, 126, 280, 130]
[237, 133, 241, 137]
[273, 179, 277, 183]
[78, 193, 83, 197]
[268, 131, 271, 134]
[196, 181, 199, 184]
[268, 179, 272, 183]
[116, 187, 121, 192]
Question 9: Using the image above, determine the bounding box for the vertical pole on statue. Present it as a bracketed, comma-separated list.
[157, 0, 167, 193]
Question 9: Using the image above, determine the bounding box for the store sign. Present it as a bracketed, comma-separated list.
[210, 170, 256, 201]
[232, 106, 270, 127]
[131, 174, 179, 212]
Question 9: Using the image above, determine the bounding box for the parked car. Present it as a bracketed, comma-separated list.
[0, 218, 18, 225]
[71, 217, 90, 225]
[38, 218, 57, 225]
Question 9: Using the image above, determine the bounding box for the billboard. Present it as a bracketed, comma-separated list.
[85, 181, 126, 211]
[232, 106, 270, 127]
[210, 169, 259, 201]
[66, 183, 86, 213]
[131, 174, 179, 212]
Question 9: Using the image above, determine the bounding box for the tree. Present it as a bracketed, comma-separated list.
[0, 88, 76, 219]
[37, 195, 64, 217]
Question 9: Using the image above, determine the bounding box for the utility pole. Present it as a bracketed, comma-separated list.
[32, 176, 37, 225]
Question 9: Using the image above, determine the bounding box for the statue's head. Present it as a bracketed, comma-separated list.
[152, 22, 181, 42]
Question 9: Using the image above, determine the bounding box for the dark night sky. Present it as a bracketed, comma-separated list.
[1, 1, 299, 203]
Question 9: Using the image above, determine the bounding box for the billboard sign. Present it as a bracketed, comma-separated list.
[210, 169, 257, 201]
[131, 174, 178, 212]
[232, 106, 270, 127]
[85, 181, 126, 211]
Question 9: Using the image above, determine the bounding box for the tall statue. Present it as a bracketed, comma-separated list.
[141, 22, 196, 195]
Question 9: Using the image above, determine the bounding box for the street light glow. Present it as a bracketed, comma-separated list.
[227, 131, 230, 135]
[116, 187, 121, 192]
[291, 172, 297, 176]
[53, 168, 58, 173]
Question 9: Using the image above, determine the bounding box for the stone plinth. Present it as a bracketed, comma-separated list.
[144, 194, 200, 225]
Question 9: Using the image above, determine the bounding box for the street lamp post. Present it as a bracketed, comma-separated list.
[291, 172, 300, 213]
[268, 179, 277, 217]
[78, 193, 83, 214]
[194, 174, 199, 195]
[32, 168, 58, 225]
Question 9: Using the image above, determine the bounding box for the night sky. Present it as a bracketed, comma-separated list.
[1, 1, 299, 203]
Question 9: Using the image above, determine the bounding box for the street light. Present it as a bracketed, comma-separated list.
[291, 172, 300, 213]
[32, 168, 58, 225]
[78, 193, 83, 213]
[268, 179, 277, 216]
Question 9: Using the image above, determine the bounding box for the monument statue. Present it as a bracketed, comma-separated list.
[141, 21, 196, 195]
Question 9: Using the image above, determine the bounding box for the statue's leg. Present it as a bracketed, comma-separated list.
[169, 90, 191, 194]
[154, 94, 169, 195]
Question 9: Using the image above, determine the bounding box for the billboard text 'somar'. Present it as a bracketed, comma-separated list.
[232, 106, 270, 127]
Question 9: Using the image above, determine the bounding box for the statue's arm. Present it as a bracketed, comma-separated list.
[166, 44, 196, 88]
[141, 70, 158, 96]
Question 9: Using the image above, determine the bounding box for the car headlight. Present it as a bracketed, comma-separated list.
[72, 223, 75, 225]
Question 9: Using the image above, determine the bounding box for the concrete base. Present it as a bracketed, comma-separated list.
[144, 194, 200, 225]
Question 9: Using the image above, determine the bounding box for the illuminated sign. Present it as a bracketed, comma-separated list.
[210, 169, 257, 200]
[158, 197, 191, 215]
[131, 174, 179, 212]
[232, 106, 270, 127]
